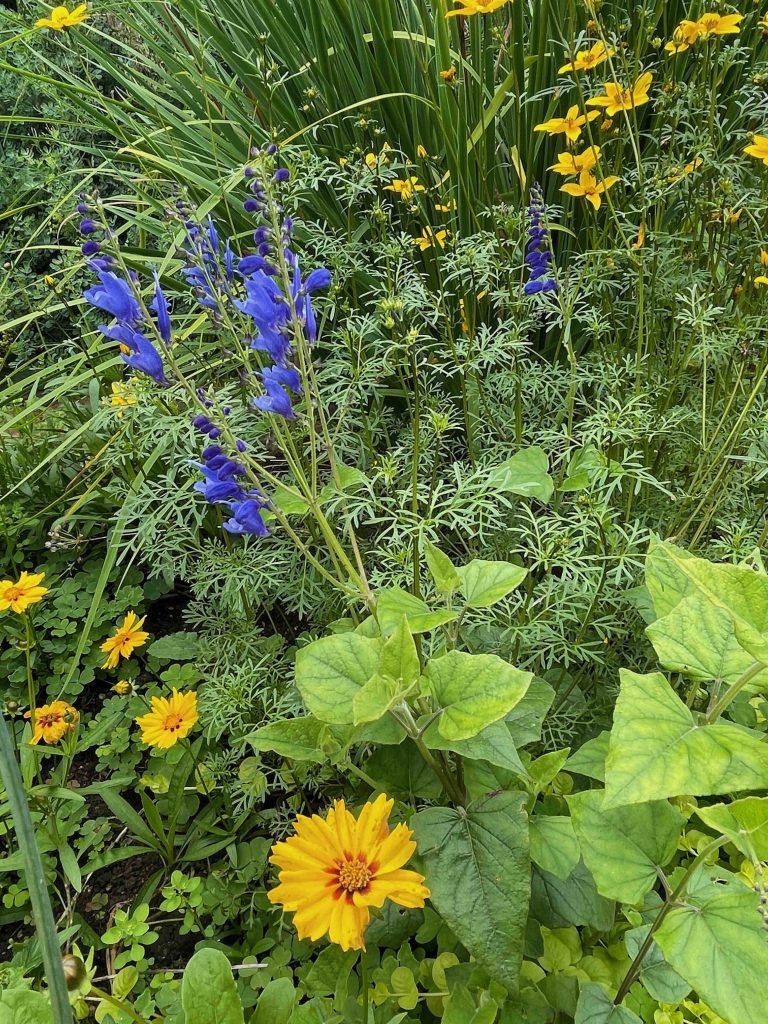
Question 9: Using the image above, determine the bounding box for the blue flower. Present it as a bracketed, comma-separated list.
[223, 498, 270, 537]
[84, 271, 142, 323]
[101, 324, 167, 385]
[151, 272, 172, 344]
[253, 372, 296, 419]
[523, 186, 557, 296]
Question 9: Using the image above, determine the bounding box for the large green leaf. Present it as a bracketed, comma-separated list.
[424, 541, 461, 595]
[695, 797, 768, 860]
[487, 447, 554, 502]
[603, 670, 768, 808]
[624, 927, 690, 1004]
[457, 559, 527, 609]
[568, 791, 684, 903]
[529, 816, 581, 881]
[412, 791, 530, 993]
[506, 679, 555, 747]
[574, 984, 642, 1024]
[0, 991, 53, 1024]
[530, 861, 615, 931]
[645, 539, 768, 687]
[424, 651, 532, 741]
[181, 949, 245, 1024]
[247, 716, 352, 762]
[656, 884, 768, 1024]
[294, 634, 381, 724]
[376, 588, 457, 635]
[421, 719, 525, 774]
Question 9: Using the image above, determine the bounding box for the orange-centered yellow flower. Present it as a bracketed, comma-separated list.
[35, 3, 88, 29]
[559, 41, 614, 73]
[560, 170, 619, 209]
[25, 701, 78, 746]
[695, 12, 742, 38]
[384, 176, 426, 201]
[664, 20, 702, 53]
[0, 572, 48, 614]
[268, 794, 430, 951]
[446, 0, 510, 17]
[135, 689, 199, 748]
[548, 145, 602, 176]
[587, 72, 652, 117]
[534, 105, 600, 143]
[744, 134, 768, 167]
[100, 611, 149, 669]
[413, 227, 448, 251]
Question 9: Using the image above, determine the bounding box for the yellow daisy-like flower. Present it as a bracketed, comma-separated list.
[446, 0, 510, 17]
[439, 67, 457, 82]
[100, 611, 149, 669]
[664, 20, 702, 53]
[560, 170, 619, 210]
[760, 14, 768, 35]
[135, 689, 198, 748]
[548, 145, 602, 176]
[268, 794, 430, 951]
[24, 701, 78, 746]
[744, 134, 768, 167]
[534, 104, 600, 143]
[559, 41, 614, 73]
[112, 680, 135, 696]
[384, 176, 426, 202]
[35, 3, 88, 29]
[695, 12, 743, 38]
[416, 145, 428, 158]
[0, 572, 48, 614]
[587, 72, 653, 117]
[412, 227, 449, 251]
[756, 276, 768, 287]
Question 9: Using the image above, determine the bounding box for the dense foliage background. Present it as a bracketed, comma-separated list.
[1, 0, 768, 1022]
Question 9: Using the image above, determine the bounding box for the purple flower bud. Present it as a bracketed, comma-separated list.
[244, 166, 255, 178]
[273, 168, 290, 183]
[76, 202, 89, 214]
[244, 198, 260, 213]
[258, 242, 271, 256]
[208, 427, 222, 439]
[193, 414, 212, 431]
[266, 143, 278, 156]
[222, 406, 231, 416]
[81, 240, 101, 256]
[79, 219, 98, 235]
[236, 439, 247, 452]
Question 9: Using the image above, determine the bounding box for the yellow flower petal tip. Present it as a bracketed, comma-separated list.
[0, 572, 48, 614]
[446, 0, 510, 17]
[135, 689, 199, 748]
[268, 794, 430, 951]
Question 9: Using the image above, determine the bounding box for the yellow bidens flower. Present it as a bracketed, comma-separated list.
[534, 105, 600, 143]
[548, 145, 601, 176]
[695, 12, 742, 38]
[0, 572, 48, 614]
[560, 170, 619, 210]
[364, 143, 391, 170]
[267, 794, 430, 951]
[100, 611, 149, 669]
[744, 134, 768, 167]
[25, 701, 78, 746]
[559, 41, 614, 73]
[664, 20, 702, 53]
[587, 72, 652, 117]
[384, 176, 426, 202]
[439, 67, 457, 83]
[135, 689, 198, 748]
[413, 227, 448, 251]
[35, 3, 88, 29]
[446, 0, 509, 17]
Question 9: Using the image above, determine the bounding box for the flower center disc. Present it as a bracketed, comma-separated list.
[338, 859, 372, 893]
[164, 712, 184, 732]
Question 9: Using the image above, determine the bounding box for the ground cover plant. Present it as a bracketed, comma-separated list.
[1, 0, 768, 1022]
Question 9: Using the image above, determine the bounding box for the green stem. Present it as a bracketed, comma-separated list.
[705, 661, 766, 724]
[90, 986, 151, 1024]
[0, 710, 73, 1024]
[360, 953, 369, 1024]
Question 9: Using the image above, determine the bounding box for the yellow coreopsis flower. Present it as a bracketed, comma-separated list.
[384, 176, 426, 202]
[25, 701, 78, 746]
[35, 3, 88, 29]
[135, 689, 198, 748]
[695, 12, 743, 37]
[744, 134, 768, 167]
[446, 0, 510, 17]
[559, 41, 614, 73]
[560, 170, 619, 209]
[0, 572, 48, 614]
[548, 145, 602, 176]
[534, 104, 600, 143]
[760, 14, 768, 35]
[268, 794, 430, 951]
[112, 679, 135, 696]
[587, 72, 653, 117]
[416, 145, 428, 158]
[756, 276, 768, 287]
[413, 227, 448, 251]
[434, 199, 457, 212]
[439, 67, 457, 82]
[664, 20, 702, 53]
[100, 611, 149, 669]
